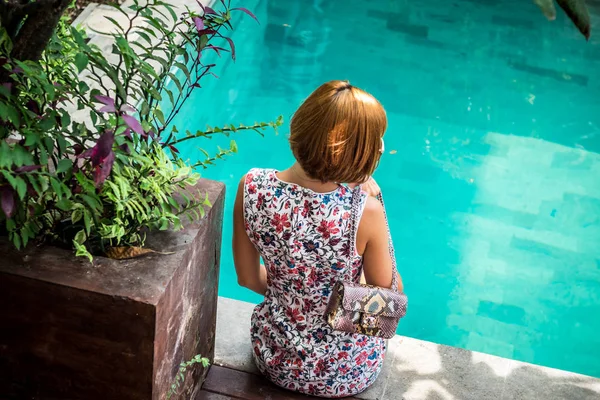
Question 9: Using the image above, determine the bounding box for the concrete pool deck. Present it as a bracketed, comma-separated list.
[214, 297, 600, 400]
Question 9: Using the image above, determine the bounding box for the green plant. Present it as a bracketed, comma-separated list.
[167, 354, 210, 399]
[0, 0, 282, 260]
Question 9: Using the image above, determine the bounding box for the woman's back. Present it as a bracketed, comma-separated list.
[243, 168, 386, 398]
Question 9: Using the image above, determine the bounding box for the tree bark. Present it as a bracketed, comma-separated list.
[9, 0, 72, 62]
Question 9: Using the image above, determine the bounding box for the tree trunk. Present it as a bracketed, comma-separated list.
[10, 0, 72, 61]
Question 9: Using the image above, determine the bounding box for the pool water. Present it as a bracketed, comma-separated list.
[170, 0, 600, 377]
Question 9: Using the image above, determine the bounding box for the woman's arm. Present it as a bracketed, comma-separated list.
[232, 176, 267, 295]
[359, 185, 404, 292]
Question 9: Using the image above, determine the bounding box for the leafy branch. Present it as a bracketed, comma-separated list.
[167, 354, 210, 399]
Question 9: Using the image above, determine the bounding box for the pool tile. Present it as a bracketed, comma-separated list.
[490, 15, 534, 29]
[396, 161, 441, 183]
[507, 61, 589, 86]
[551, 150, 595, 170]
[386, 19, 429, 38]
[366, 9, 392, 20]
[510, 236, 562, 257]
[477, 301, 527, 326]
[263, 23, 286, 45]
[402, 35, 449, 50]
[469, 203, 537, 230]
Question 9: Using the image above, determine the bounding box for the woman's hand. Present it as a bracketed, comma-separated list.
[361, 177, 381, 198]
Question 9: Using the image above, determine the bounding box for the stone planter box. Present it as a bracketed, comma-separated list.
[0, 179, 225, 400]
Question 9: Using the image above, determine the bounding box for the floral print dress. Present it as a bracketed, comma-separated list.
[243, 168, 386, 398]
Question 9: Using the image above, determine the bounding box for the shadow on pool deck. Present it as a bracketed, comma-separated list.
[213, 297, 600, 400]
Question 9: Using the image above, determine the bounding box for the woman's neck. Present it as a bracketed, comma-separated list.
[276, 164, 341, 193]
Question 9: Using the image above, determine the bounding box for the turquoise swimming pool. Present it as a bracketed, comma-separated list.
[170, 0, 600, 378]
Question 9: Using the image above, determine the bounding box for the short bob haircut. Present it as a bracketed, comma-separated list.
[289, 80, 387, 184]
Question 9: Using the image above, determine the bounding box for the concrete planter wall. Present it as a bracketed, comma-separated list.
[0, 179, 225, 400]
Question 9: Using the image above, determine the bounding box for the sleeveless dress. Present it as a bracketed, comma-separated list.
[243, 168, 386, 398]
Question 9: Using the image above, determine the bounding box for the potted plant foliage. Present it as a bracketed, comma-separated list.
[0, 0, 279, 398]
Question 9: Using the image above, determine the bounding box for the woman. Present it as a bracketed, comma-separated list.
[232, 80, 403, 398]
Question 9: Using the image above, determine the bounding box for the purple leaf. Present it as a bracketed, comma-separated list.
[223, 37, 235, 61]
[119, 143, 131, 154]
[95, 95, 117, 113]
[73, 144, 84, 156]
[92, 131, 114, 166]
[197, 1, 217, 15]
[25, 100, 40, 115]
[120, 104, 136, 113]
[78, 148, 94, 159]
[0, 186, 15, 218]
[14, 165, 42, 173]
[168, 144, 180, 154]
[204, 45, 228, 57]
[12, 67, 23, 74]
[197, 28, 216, 36]
[193, 16, 205, 31]
[122, 115, 144, 135]
[95, 95, 115, 106]
[99, 104, 117, 113]
[79, 130, 114, 166]
[94, 151, 115, 187]
[232, 7, 259, 23]
[122, 128, 132, 140]
[204, 6, 217, 14]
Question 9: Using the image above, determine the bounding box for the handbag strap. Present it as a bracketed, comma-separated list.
[347, 186, 399, 292]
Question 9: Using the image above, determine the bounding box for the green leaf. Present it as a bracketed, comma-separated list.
[174, 62, 190, 81]
[1, 170, 17, 188]
[78, 81, 90, 93]
[72, 208, 83, 224]
[12, 144, 35, 167]
[15, 177, 27, 200]
[0, 102, 20, 126]
[73, 240, 93, 263]
[56, 159, 73, 174]
[60, 113, 71, 130]
[13, 233, 21, 250]
[74, 230, 86, 244]
[167, 72, 183, 94]
[75, 52, 89, 73]
[27, 175, 42, 196]
[136, 30, 153, 44]
[104, 16, 125, 32]
[154, 108, 166, 125]
[83, 210, 92, 235]
[24, 133, 40, 146]
[56, 198, 73, 211]
[39, 146, 48, 165]
[50, 178, 63, 199]
[148, 86, 162, 101]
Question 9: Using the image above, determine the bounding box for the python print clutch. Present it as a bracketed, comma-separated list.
[325, 281, 407, 339]
[324, 187, 408, 339]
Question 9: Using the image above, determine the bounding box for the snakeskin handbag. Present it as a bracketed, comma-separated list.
[324, 186, 408, 339]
